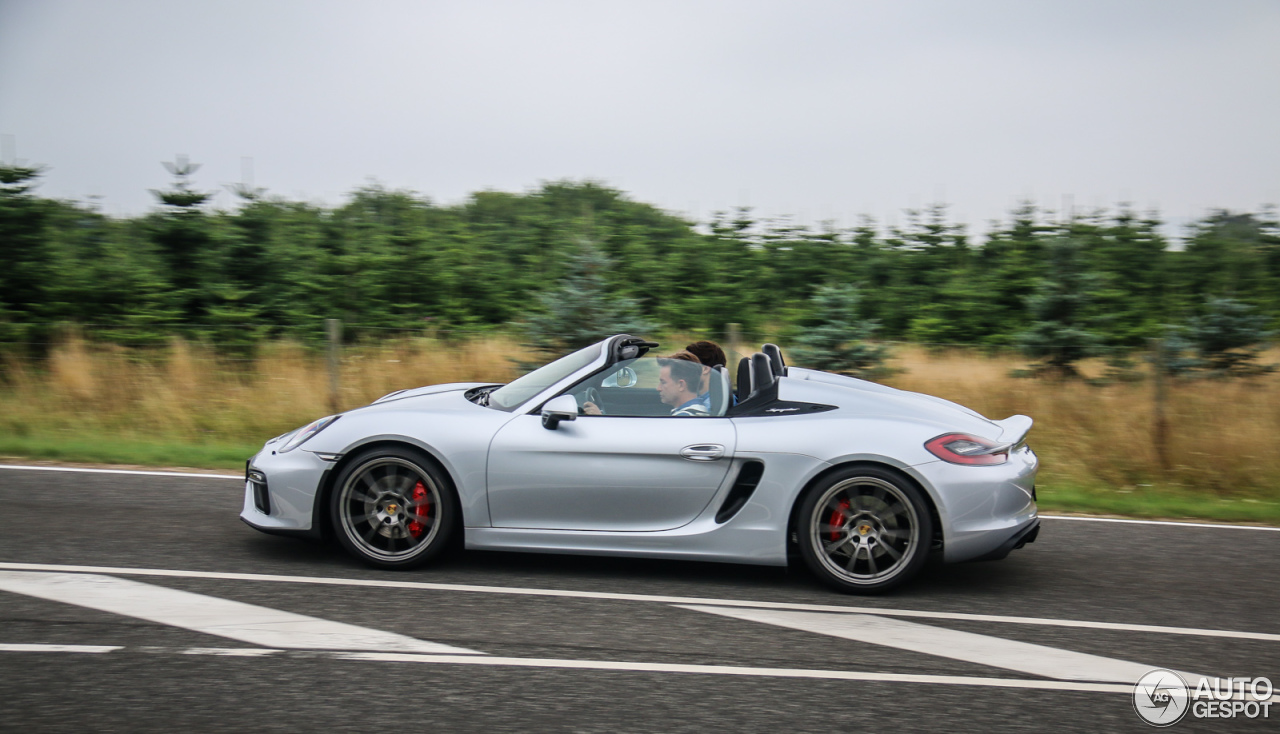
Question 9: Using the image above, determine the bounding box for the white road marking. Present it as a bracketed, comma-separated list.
[2, 464, 1277, 530]
[0, 571, 481, 655]
[179, 647, 283, 657]
[328, 652, 1138, 695]
[4, 644, 1274, 703]
[0, 464, 239, 480]
[0, 643, 121, 653]
[679, 605, 1201, 684]
[1040, 515, 1280, 531]
[3, 561, 1276, 643]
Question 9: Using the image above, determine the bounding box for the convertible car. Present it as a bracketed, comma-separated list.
[242, 335, 1039, 593]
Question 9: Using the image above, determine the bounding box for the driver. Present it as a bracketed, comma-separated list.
[657, 354, 709, 416]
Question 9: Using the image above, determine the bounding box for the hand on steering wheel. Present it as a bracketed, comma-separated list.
[582, 387, 603, 415]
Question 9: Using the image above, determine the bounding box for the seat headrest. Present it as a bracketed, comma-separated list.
[708, 364, 727, 415]
[761, 343, 787, 377]
[750, 352, 776, 395]
[736, 357, 751, 403]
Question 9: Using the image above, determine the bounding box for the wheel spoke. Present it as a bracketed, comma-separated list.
[878, 541, 903, 562]
[348, 489, 377, 505]
[844, 545, 861, 572]
[824, 536, 853, 555]
[880, 502, 906, 520]
[864, 547, 879, 575]
[391, 472, 415, 495]
[823, 498, 851, 522]
[350, 511, 378, 526]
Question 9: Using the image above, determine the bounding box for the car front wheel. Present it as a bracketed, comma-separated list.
[330, 447, 456, 569]
[797, 466, 933, 593]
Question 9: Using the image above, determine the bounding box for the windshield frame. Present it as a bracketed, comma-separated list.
[486, 342, 607, 413]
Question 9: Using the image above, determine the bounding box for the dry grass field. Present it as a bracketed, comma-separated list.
[2, 335, 1277, 519]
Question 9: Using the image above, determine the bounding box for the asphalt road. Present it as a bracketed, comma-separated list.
[0, 465, 1276, 733]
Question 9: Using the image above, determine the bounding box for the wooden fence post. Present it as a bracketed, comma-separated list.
[1149, 337, 1169, 471]
[327, 318, 342, 414]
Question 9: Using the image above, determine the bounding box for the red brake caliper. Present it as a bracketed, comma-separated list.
[829, 499, 850, 542]
[408, 481, 430, 538]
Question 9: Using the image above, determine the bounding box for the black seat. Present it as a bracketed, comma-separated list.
[749, 352, 776, 396]
[708, 365, 728, 416]
[761, 343, 787, 377]
[736, 357, 752, 403]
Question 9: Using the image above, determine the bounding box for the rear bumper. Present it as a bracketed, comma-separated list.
[911, 445, 1039, 563]
[969, 518, 1040, 562]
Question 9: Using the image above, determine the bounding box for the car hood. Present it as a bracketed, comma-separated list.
[369, 382, 494, 405]
[786, 367, 1008, 439]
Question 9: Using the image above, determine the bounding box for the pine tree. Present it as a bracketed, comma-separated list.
[522, 235, 654, 365]
[0, 163, 51, 317]
[791, 285, 891, 379]
[149, 155, 214, 322]
[1016, 236, 1103, 377]
[1167, 297, 1276, 376]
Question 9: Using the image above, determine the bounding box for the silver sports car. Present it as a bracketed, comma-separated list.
[242, 335, 1039, 593]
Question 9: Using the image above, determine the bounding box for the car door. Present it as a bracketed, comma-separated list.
[486, 412, 737, 531]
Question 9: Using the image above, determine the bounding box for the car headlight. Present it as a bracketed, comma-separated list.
[278, 415, 340, 453]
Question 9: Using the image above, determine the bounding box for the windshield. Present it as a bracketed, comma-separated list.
[488, 343, 602, 412]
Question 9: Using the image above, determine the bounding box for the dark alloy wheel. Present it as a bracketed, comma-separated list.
[796, 465, 933, 593]
[329, 447, 456, 569]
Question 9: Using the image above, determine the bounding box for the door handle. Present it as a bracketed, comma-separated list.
[680, 444, 725, 461]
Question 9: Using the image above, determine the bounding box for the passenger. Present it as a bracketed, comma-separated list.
[657, 354, 709, 416]
[684, 340, 733, 407]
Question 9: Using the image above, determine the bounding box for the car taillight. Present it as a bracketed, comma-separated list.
[925, 433, 1011, 465]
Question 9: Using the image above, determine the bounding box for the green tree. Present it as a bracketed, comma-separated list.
[522, 235, 655, 364]
[1016, 236, 1104, 377]
[0, 164, 52, 317]
[1167, 297, 1276, 376]
[791, 284, 891, 378]
[148, 155, 214, 322]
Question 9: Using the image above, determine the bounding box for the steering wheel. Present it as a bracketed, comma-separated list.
[583, 386, 603, 412]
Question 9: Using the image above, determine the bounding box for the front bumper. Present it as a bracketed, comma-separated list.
[239, 444, 336, 539]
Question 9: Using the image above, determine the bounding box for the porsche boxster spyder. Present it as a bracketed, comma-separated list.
[242, 335, 1039, 592]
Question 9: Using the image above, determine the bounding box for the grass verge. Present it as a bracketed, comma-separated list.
[1, 432, 1276, 526]
[1037, 483, 1280, 525]
[0, 432, 256, 472]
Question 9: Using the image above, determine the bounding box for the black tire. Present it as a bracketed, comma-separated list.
[796, 465, 933, 593]
[329, 446, 457, 569]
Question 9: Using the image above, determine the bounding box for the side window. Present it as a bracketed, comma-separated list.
[567, 356, 728, 417]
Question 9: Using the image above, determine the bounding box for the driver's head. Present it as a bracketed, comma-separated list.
[657, 354, 702, 407]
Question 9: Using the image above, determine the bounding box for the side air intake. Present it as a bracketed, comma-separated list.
[715, 461, 765, 524]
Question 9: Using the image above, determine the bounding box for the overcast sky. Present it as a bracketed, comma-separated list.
[1, 0, 1277, 236]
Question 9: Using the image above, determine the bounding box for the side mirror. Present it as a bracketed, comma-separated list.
[541, 394, 579, 430]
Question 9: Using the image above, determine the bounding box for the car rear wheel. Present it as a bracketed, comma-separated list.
[330, 447, 455, 569]
[797, 466, 933, 593]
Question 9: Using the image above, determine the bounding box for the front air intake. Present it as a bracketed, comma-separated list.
[247, 469, 270, 515]
[715, 461, 765, 524]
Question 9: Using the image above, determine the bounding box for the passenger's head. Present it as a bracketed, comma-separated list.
[685, 341, 727, 369]
[657, 353, 703, 406]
